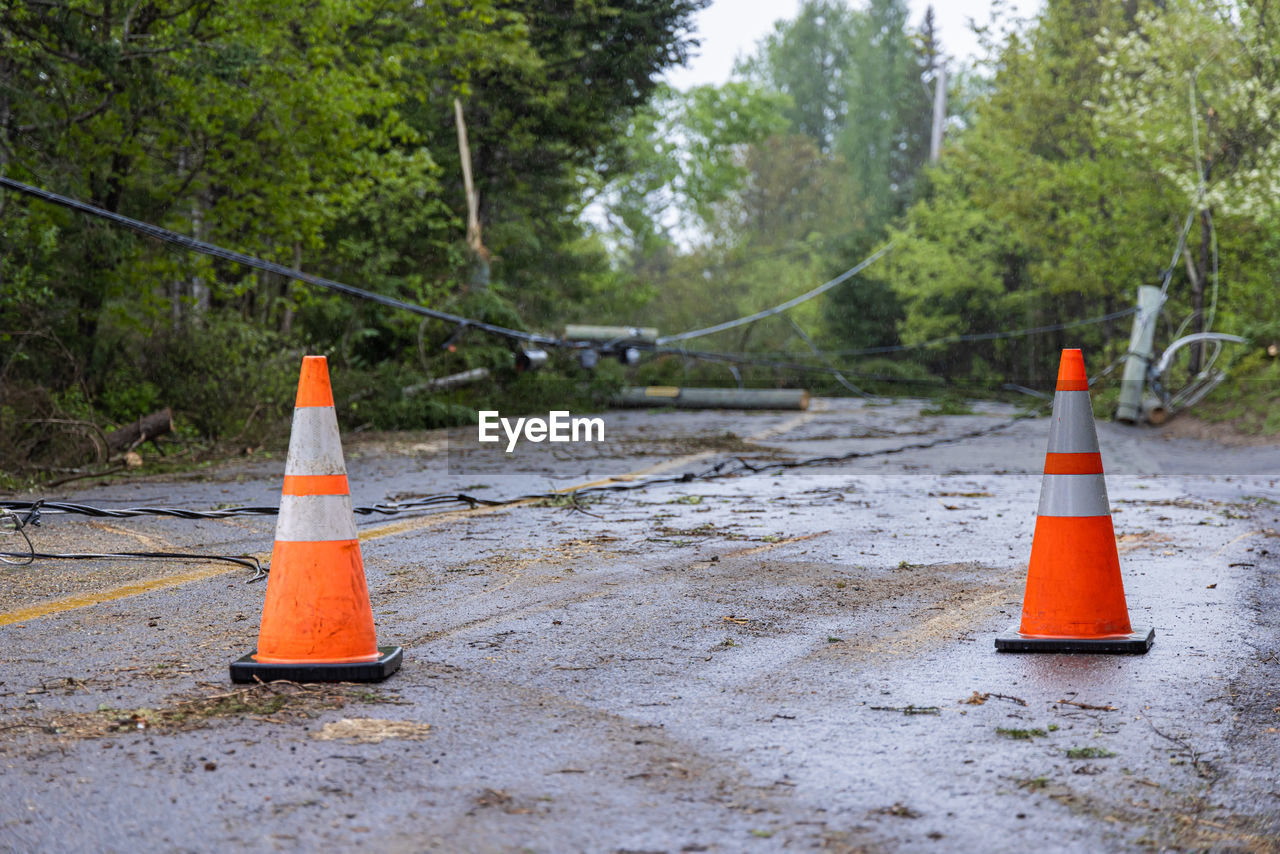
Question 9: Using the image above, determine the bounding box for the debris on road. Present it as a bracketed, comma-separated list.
[311, 718, 432, 744]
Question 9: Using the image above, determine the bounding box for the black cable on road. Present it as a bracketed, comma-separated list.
[0, 550, 266, 581]
[0, 494, 498, 522]
[6, 409, 1041, 524]
[494, 409, 1042, 505]
[2, 407, 1043, 582]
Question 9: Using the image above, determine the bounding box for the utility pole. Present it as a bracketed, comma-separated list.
[930, 63, 947, 161]
[926, 6, 946, 162]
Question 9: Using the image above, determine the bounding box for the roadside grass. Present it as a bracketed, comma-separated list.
[920, 395, 976, 417]
[996, 727, 1048, 740]
[1184, 349, 1280, 436]
[1066, 746, 1116, 759]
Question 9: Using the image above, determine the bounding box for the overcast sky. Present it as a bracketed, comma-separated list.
[662, 0, 1046, 90]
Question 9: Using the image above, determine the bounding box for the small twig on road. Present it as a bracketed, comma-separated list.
[45, 464, 127, 489]
[1141, 712, 1219, 780]
[870, 705, 941, 715]
[961, 691, 1027, 706]
[1057, 699, 1117, 711]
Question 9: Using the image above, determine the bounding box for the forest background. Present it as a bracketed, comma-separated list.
[2, 0, 1278, 481]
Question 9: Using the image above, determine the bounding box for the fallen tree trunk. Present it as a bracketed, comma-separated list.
[105, 408, 174, 454]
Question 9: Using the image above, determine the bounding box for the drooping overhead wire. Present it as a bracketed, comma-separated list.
[801, 306, 1140, 357]
[1183, 69, 1220, 336]
[786, 315, 864, 396]
[655, 241, 896, 344]
[645, 302, 1138, 382]
[0, 177, 566, 349]
[1159, 210, 1196, 300]
[1, 176, 1201, 391]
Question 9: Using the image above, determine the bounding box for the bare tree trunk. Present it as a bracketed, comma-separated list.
[0, 77, 10, 209]
[190, 186, 209, 313]
[455, 98, 490, 289]
[281, 242, 301, 335]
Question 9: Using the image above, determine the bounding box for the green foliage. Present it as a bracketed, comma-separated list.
[878, 0, 1181, 387]
[122, 317, 299, 440]
[592, 82, 791, 260]
[445, 0, 710, 322]
[736, 0, 934, 352]
[835, 0, 933, 227]
[0, 0, 706, 473]
[1096, 0, 1280, 223]
[743, 0, 862, 152]
[1192, 347, 1280, 435]
[593, 0, 938, 363]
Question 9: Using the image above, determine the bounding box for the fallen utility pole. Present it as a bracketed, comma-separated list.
[613, 387, 810, 411]
[1115, 285, 1162, 423]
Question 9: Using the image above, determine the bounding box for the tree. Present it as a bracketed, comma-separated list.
[440, 0, 709, 323]
[0, 0, 711, 466]
[590, 82, 790, 261]
[878, 0, 1185, 386]
[720, 1, 935, 350]
[1095, 0, 1280, 368]
[837, 0, 933, 227]
[743, 0, 863, 152]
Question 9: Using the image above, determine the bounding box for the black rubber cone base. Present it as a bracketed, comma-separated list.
[230, 646, 402, 684]
[995, 626, 1153, 654]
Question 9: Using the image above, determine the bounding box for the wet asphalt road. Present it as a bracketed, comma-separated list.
[1, 399, 1278, 853]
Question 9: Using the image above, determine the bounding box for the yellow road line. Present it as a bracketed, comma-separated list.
[0, 563, 238, 628]
[0, 406, 822, 625]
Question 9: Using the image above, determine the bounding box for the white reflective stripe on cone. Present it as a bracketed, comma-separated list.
[1036, 473, 1112, 517]
[1045, 390, 1100, 453]
[275, 494, 359, 542]
[283, 407, 347, 477]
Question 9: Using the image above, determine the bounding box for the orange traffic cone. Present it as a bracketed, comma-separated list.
[230, 356, 402, 682]
[996, 349, 1153, 653]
